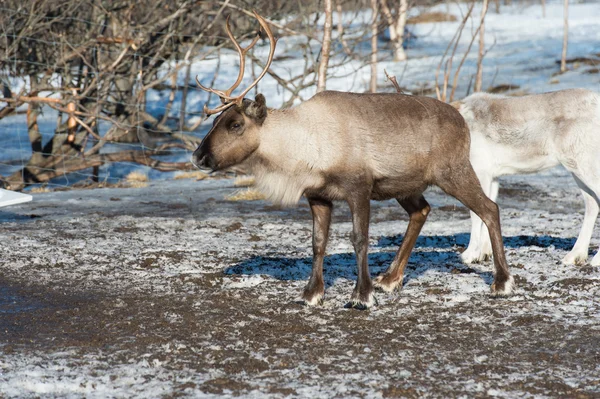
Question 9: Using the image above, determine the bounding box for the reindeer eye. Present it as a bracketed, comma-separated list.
[230, 122, 242, 130]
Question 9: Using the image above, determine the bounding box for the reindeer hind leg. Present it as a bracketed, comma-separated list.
[374, 195, 430, 292]
[436, 162, 514, 295]
[562, 178, 599, 266]
[462, 174, 496, 264]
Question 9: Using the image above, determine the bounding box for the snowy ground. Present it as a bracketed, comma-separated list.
[1, 167, 599, 398]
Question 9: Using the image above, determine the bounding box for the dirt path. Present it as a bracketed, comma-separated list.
[1, 171, 599, 398]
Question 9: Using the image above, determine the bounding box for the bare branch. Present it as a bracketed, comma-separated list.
[475, 0, 489, 92]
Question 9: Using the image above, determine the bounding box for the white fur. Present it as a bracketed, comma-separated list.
[349, 292, 376, 309]
[491, 275, 515, 296]
[253, 166, 324, 206]
[249, 102, 354, 206]
[303, 292, 324, 307]
[373, 274, 401, 292]
[457, 89, 600, 265]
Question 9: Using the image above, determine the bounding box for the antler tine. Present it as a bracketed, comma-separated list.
[197, 11, 277, 115]
[195, 75, 228, 100]
[232, 11, 277, 104]
[195, 16, 262, 104]
[203, 101, 237, 116]
[223, 15, 261, 98]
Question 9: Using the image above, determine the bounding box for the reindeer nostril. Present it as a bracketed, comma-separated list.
[191, 152, 203, 169]
[191, 152, 213, 171]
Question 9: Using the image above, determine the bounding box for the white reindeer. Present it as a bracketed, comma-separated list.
[454, 89, 600, 266]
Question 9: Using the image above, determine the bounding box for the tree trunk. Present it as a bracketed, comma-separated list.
[26, 104, 43, 166]
[541, 0, 546, 18]
[370, 0, 378, 92]
[561, 0, 569, 73]
[393, 0, 408, 61]
[317, 0, 334, 93]
[474, 0, 489, 92]
[27, 75, 44, 166]
[335, 0, 352, 55]
[180, 63, 191, 131]
[380, 0, 407, 62]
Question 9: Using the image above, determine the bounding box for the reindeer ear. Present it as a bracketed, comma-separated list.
[244, 94, 268, 125]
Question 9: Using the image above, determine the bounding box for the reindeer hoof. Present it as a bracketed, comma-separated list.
[562, 250, 588, 266]
[461, 249, 491, 264]
[344, 301, 369, 310]
[490, 275, 515, 296]
[301, 291, 324, 307]
[373, 274, 401, 292]
[344, 292, 377, 310]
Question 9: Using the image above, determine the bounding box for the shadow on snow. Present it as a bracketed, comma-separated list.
[225, 233, 575, 287]
[377, 232, 576, 251]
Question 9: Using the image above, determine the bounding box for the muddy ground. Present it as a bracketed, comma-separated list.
[0, 170, 599, 398]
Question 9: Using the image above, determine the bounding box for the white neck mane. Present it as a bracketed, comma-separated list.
[246, 107, 343, 206]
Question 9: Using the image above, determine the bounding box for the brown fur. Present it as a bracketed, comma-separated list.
[193, 91, 514, 308]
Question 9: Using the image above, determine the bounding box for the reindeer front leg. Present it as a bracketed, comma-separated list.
[302, 197, 333, 306]
[345, 192, 375, 310]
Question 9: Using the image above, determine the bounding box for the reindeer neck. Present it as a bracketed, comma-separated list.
[246, 107, 329, 205]
[253, 108, 308, 171]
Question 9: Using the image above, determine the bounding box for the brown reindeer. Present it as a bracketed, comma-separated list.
[193, 12, 514, 309]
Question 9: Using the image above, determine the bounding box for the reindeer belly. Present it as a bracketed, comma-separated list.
[489, 142, 560, 176]
[371, 176, 428, 201]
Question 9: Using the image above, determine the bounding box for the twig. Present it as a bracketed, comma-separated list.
[216, 1, 306, 38]
[435, 2, 475, 102]
[384, 69, 403, 93]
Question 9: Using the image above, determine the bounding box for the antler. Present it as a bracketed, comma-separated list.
[196, 11, 277, 116]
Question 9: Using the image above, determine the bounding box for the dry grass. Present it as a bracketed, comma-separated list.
[30, 186, 51, 193]
[408, 12, 457, 24]
[225, 188, 266, 201]
[233, 175, 256, 187]
[125, 171, 149, 188]
[174, 171, 208, 181]
[127, 181, 148, 188]
[125, 171, 149, 182]
[487, 84, 521, 94]
[506, 89, 531, 97]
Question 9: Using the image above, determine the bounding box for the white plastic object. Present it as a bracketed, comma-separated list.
[0, 188, 33, 208]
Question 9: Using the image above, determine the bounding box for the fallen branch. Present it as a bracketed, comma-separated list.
[6, 149, 195, 191]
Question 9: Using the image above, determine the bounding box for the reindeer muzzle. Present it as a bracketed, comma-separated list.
[191, 150, 216, 172]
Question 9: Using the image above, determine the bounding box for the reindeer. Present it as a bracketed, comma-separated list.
[453, 90, 600, 266]
[192, 12, 514, 309]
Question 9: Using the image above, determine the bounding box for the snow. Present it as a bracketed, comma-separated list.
[0, 167, 599, 397]
[0, 1, 600, 398]
[0, 189, 32, 207]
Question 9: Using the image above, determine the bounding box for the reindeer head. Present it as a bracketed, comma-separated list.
[192, 12, 276, 172]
